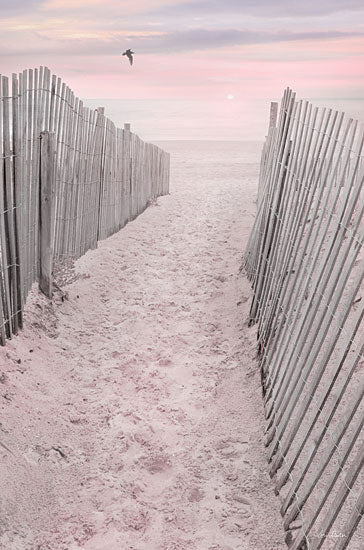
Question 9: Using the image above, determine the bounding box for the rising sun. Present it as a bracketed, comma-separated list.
[226, 94, 234, 100]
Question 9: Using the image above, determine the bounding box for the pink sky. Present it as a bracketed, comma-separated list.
[1, 0, 363, 139]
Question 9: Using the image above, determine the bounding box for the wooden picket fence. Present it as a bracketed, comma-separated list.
[244, 89, 364, 549]
[0, 67, 170, 345]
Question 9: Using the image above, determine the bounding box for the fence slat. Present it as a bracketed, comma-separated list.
[12, 73, 23, 330]
[2, 76, 19, 335]
[0, 75, 12, 341]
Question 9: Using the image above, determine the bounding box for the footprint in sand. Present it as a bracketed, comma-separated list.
[112, 503, 149, 533]
[187, 487, 205, 502]
[214, 438, 248, 459]
[158, 357, 173, 367]
[140, 453, 172, 474]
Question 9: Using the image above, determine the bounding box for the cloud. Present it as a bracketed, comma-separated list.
[116, 28, 364, 55]
[39, 0, 189, 18]
[0, 0, 43, 15]
[3, 26, 363, 57]
[113, 29, 364, 53]
[149, 0, 364, 18]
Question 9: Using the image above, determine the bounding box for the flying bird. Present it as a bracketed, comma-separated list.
[122, 49, 134, 66]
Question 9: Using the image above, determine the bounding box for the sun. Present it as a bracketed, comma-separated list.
[226, 94, 234, 100]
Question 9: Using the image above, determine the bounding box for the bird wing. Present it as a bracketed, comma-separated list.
[121, 49, 134, 65]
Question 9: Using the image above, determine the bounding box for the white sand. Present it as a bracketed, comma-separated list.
[0, 144, 285, 550]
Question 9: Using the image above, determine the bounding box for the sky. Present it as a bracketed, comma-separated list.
[1, 0, 364, 140]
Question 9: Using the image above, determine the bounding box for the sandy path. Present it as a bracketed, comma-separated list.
[0, 144, 285, 550]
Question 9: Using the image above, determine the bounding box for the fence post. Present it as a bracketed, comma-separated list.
[124, 123, 132, 221]
[39, 131, 56, 298]
[96, 107, 106, 242]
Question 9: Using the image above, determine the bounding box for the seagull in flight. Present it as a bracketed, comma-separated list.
[122, 49, 134, 66]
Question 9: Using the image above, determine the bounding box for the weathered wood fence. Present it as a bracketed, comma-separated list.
[244, 89, 364, 549]
[0, 67, 170, 345]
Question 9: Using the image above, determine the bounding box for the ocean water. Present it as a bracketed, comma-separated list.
[84, 98, 276, 141]
[155, 140, 263, 187]
[84, 98, 364, 143]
